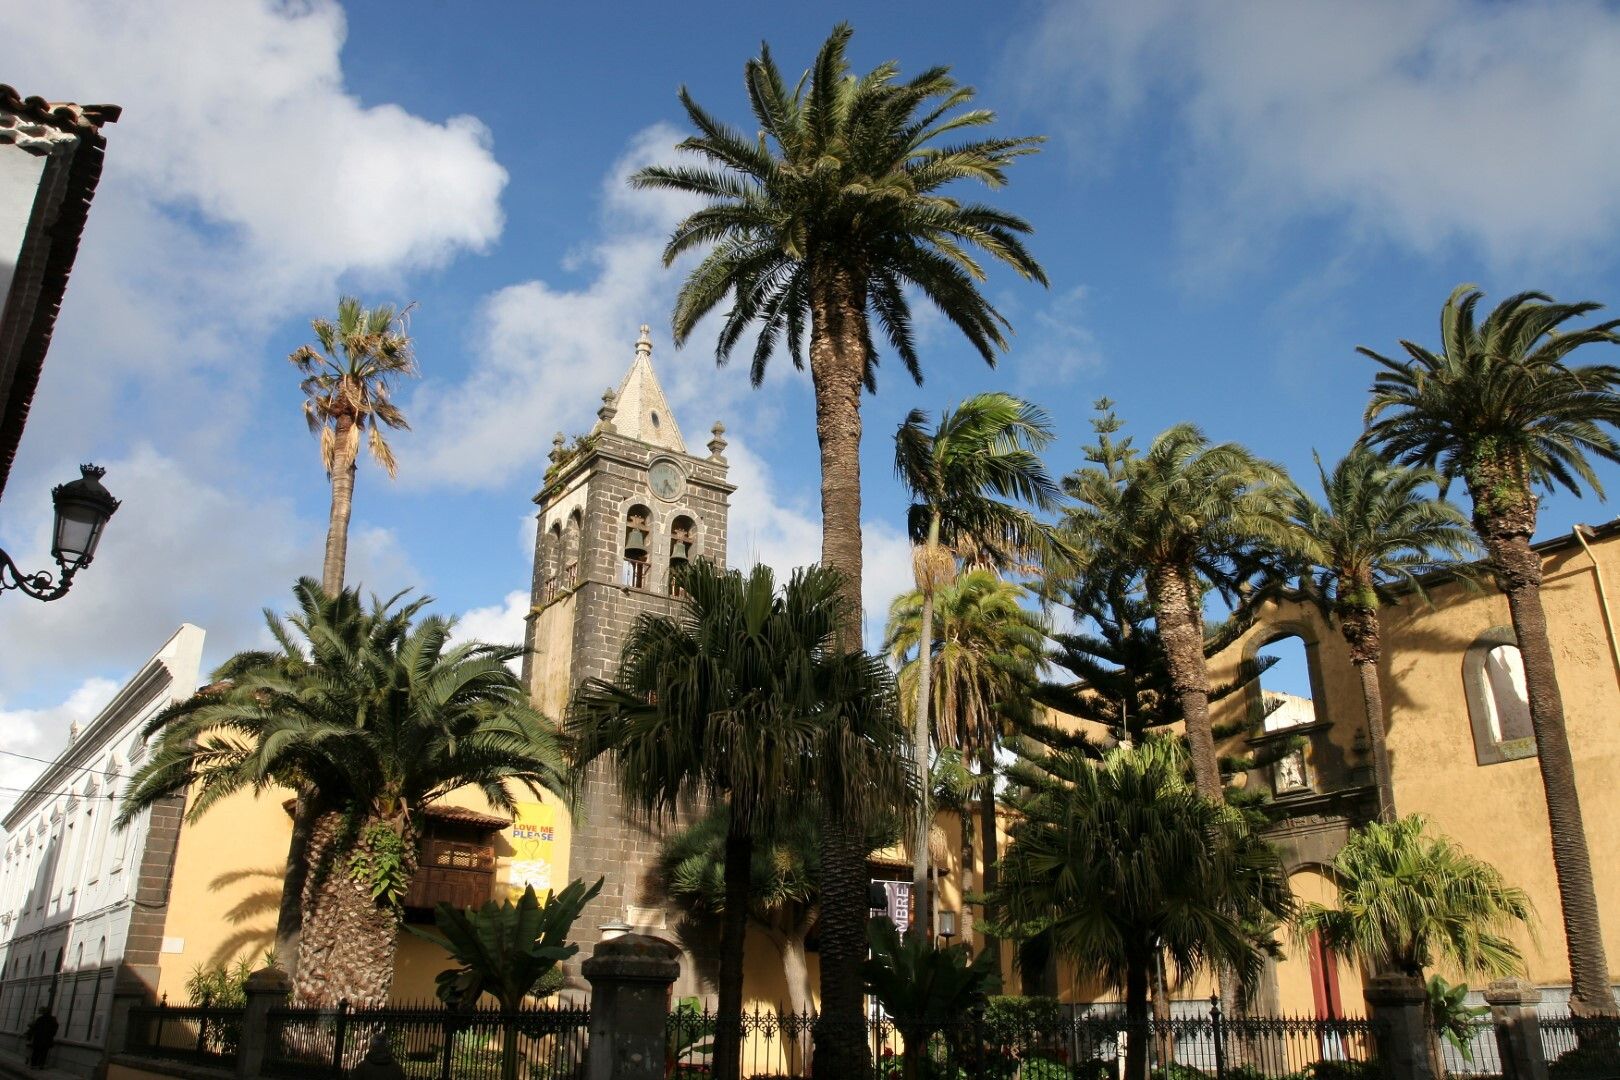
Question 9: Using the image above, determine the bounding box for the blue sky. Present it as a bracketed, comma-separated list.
[5, 0, 1620, 797]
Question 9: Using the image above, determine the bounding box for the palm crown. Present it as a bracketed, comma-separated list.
[1361, 284, 1620, 520]
[571, 560, 909, 833]
[1286, 447, 1477, 617]
[1297, 815, 1533, 980]
[121, 578, 568, 828]
[1065, 421, 1291, 591]
[885, 570, 1044, 751]
[290, 295, 416, 479]
[631, 23, 1047, 385]
[894, 391, 1062, 570]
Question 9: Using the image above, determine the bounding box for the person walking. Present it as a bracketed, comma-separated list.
[24, 1006, 57, 1069]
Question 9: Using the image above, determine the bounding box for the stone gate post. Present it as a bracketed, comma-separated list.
[1365, 973, 1439, 1080]
[236, 966, 290, 1078]
[583, 934, 681, 1080]
[1485, 978, 1548, 1080]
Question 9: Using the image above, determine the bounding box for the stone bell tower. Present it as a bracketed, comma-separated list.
[522, 325, 733, 989]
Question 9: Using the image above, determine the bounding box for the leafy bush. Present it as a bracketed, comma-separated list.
[1550, 1043, 1620, 1080]
[1152, 1063, 1211, 1080]
[184, 950, 275, 1007]
[1021, 1057, 1072, 1080]
[1308, 1059, 1384, 1080]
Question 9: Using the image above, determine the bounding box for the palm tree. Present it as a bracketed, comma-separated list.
[289, 296, 416, 598]
[996, 740, 1293, 1080]
[1361, 284, 1620, 1017]
[1063, 408, 1290, 800]
[886, 569, 1045, 971]
[633, 30, 1045, 1068]
[1283, 448, 1477, 821]
[120, 578, 568, 1007]
[571, 561, 910, 1080]
[1297, 815, 1533, 982]
[892, 392, 1060, 933]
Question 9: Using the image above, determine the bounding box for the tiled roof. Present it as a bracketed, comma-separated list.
[0, 86, 119, 500]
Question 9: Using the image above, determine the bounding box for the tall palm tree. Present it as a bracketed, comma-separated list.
[284, 298, 416, 975]
[996, 740, 1293, 1080]
[886, 569, 1045, 972]
[633, 29, 1046, 1068]
[892, 392, 1060, 932]
[571, 561, 910, 1080]
[1361, 284, 1620, 1017]
[1283, 448, 1477, 821]
[1298, 814, 1533, 982]
[290, 296, 416, 597]
[120, 578, 568, 1007]
[1063, 410, 1290, 800]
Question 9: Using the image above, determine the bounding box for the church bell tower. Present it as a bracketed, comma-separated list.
[522, 325, 733, 987]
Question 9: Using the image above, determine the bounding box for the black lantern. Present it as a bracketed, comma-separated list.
[1, 464, 120, 601]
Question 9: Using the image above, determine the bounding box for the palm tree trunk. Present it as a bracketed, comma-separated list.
[713, 820, 753, 1080]
[1340, 608, 1395, 821]
[273, 788, 320, 977]
[1125, 945, 1152, 1080]
[1146, 565, 1221, 800]
[292, 812, 406, 1009]
[910, 576, 935, 939]
[322, 414, 357, 598]
[1151, 951, 1174, 1068]
[807, 264, 877, 1077]
[808, 265, 867, 633]
[976, 744, 1005, 978]
[812, 815, 874, 1079]
[1482, 524, 1617, 1018]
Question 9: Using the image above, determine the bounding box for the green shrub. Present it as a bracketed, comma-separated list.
[1549, 1043, 1620, 1080]
[1020, 1057, 1072, 1080]
[1308, 1059, 1384, 1080]
[1152, 1062, 1210, 1080]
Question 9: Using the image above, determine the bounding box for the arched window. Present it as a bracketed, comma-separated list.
[539, 522, 563, 602]
[88, 938, 107, 1041]
[621, 505, 652, 589]
[562, 510, 583, 590]
[1254, 634, 1322, 795]
[1464, 628, 1537, 765]
[668, 515, 696, 596]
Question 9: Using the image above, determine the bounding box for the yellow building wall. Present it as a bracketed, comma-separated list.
[154, 784, 293, 1001]
[1199, 529, 1620, 1002]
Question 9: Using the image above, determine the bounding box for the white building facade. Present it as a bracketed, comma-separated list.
[0, 625, 203, 1073]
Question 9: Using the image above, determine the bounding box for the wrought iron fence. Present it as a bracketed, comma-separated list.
[666, 1002, 1384, 1080]
[126, 1001, 246, 1067]
[1435, 1018, 1501, 1078]
[1540, 1015, 1620, 1080]
[261, 1000, 590, 1079]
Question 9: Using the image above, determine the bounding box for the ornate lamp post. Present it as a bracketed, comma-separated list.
[0, 464, 120, 601]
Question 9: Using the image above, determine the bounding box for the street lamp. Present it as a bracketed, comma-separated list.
[936, 909, 957, 945]
[0, 465, 119, 602]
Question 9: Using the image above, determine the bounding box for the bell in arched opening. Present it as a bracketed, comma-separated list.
[621, 506, 652, 589]
[668, 515, 696, 596]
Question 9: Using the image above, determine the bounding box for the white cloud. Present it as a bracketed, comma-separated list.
[9, 0, 505, 305]
[726, 439, 914, 650]
[451, 590, 530, 653]
[1013, 285, 1105, 387]
[0, 0, 499, 704]
[0, 679, 121, 821]
[1021, 0, 1620, 273]
[0, 445, 415, 702]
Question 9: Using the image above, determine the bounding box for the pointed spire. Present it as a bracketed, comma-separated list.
[610, 322, 687, 452]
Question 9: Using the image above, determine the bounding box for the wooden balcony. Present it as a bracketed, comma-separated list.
[404, 836, 496, 912]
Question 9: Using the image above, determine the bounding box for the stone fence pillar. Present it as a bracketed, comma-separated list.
[236, 966, 290, 1079]
[583, 934, 681, 1080]
[1366, 973, 1439, 1080]
[1486, 978, 1548, 1080]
